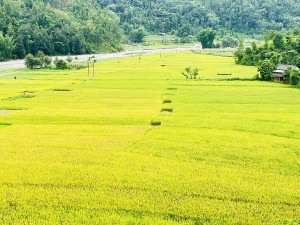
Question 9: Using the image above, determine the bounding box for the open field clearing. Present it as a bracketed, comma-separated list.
[0, 51, 299, 224]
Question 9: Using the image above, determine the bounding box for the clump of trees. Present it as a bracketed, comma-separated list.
[258, 60, 274, 81]
[221, 36, 239, 48]
[197, 30, 216, 48]
[237, 29, 300, 86]
[25, 51, 52, 69]
[182, 67, 199, 79]
[283, 68, 300, 85]
[25, 52, 82, 70]
[55, 59, 68, 70]
[0, 0, 122, 61]
[129, 27, 146, 43]
[235, 29, 300, 67]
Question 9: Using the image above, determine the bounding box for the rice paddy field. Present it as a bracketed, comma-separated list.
[0, 51, 299, 224]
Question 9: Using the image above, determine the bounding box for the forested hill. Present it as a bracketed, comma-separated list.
[98, 0, 300, 36]
[1, 0, 300, 61]
[0, 0, 122, 61]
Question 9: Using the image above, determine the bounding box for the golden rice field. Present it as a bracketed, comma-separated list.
[0, 52, 299, 224]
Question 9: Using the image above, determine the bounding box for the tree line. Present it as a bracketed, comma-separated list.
[235, 29, 300, 68]
[235, 29, 300, 85]
[97, 0, 300, 39]
[2, 0, 300, 61]
[0, 0, 122, 61]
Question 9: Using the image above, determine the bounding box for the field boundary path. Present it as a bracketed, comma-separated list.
[0, 70, 23, 77]
[0, 47, 193, 70]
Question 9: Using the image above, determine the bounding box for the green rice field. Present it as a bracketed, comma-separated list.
[0, 51, 299, 224]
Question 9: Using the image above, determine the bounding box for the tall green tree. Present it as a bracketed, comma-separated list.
[196, 29, 216, 48]
[258, 60, 274, 81]
[273, 33, 285, 50]
[0, 32, 14, 61]
[129, 27, 146, 43]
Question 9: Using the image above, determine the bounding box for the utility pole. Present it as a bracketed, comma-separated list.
[93, 59, 95, 78]
[160, 50, 162, 65]
[90, 56, 95, 78]
[87, 57, 90, 77]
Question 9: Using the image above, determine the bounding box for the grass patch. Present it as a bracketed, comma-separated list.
[193, 48, 236, 57]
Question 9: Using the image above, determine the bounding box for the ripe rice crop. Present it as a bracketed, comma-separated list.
[0, 52, 299, 224]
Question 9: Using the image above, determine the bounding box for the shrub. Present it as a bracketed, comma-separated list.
[290, 70, 300, 85]
[56, 60, 68, 70]
[43, 56, 52, 67]
[182, 67, 199, 79]
[222, 36, 239, 48]
[69, 63, 87, 70]
[24, 51, 52, 69]
[66, 55, 73, 63]
[25, 54, 41, 69]
[283, 68, 300, 85]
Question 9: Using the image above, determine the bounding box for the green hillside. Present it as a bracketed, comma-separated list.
[98, 0, 300, 35]
[0, 0, 122, 61]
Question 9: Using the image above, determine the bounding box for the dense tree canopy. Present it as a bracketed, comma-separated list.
[0, 0, 122, 61]
[196, 29, 216, 48]
[98, 0, 300, 36]
[235, 29, 300, 68]
[1, 0, 300, 61]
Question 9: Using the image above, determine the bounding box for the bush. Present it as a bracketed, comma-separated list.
[25, 54, 42, 69]
[290, 70, 300, 85]
[129, 27, 146, 43]
[55, 60, 68, 70]
[43, 56, 52, 67]
[221, 37, 238, 48]
[66, 55, 73, 63]
[69, 63, 87, 70]
[24, 51, 52, 69]
[182, 67, 199, 79]
[283, 68, 300, 85]
[180, 36, 193, 43]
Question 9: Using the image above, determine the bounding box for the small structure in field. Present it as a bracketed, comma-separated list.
[273, 65, 299, 81]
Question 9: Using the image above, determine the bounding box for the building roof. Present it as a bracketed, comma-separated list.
[272, 65, 299, 76]
[273, 70, 284, 74]
[275, 64, 299, 71]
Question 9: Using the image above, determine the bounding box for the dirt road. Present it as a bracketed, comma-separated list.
[0, 48, 192, 70]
